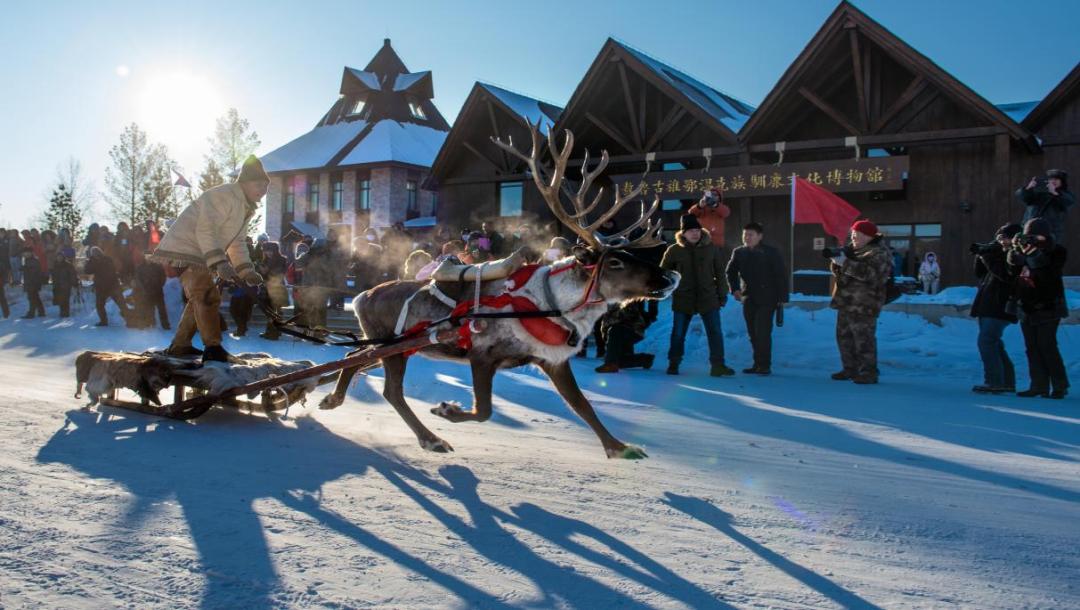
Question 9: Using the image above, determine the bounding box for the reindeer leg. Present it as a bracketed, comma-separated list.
[431, 359, 495, 423]
[319, 348, 366, 410]
[539, 360, 647, 459]
[382, 354, 454, 453]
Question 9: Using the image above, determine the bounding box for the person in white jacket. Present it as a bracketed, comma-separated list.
[151, 155, 268, 362]
[918, 251, 941, 295]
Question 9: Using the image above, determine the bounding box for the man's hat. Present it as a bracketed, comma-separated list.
[1046, 169, 1068, 181]
[680, 214, 702, 231]
[851, 219, 880, 237]
[238, 155, 269, 183]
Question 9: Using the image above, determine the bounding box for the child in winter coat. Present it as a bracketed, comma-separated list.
[918, 252, 941, 294]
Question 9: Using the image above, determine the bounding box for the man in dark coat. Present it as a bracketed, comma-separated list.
[726, 222, 788, 375]
[134, 255, 170, 329]
[1016, 169, 1073, 244]
[660, 214, 732, 377]
[594, 302, 655, 373]
[257, 241, 289, 340]
[21, 249, 46, 318]
[50, 248, 79, 318]
[969, 223, 1021, 394]
[1007, 218, 1069, 399]
[828, 220, 892, 384]
[84, 246, 129, 326]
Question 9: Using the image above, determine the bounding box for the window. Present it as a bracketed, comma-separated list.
[879, 223, 942, 277]
[357, 179, 370, 211]
[284, 180, 295, 213]
[499, 182, 523, 217]
[331, 178, 343, 211]
[662, 200, 683, 211]
[406, 180, 418, 213]
[308, 179, 320, 210]
[349, 96, 366, 116]
[408, 100, 427, 120]
[431, 191, 439, 216]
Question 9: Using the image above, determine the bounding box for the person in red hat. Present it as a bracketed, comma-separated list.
[825, 219, 893, 384]
[689, 188, 731, 248]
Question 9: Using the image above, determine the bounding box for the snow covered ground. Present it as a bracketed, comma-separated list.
[1, 282, 1078, 609]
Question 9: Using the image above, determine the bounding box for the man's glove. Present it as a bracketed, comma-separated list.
[241, 268, 264, 287]
[842, 245, 856, 258]
[212, 261, 238, 282]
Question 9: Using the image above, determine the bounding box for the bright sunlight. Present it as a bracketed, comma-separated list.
[137, 71, 225, 156]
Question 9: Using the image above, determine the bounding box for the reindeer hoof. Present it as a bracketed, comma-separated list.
[421, 437, 454, 453]
[606, 444, 648, 459]
[319, 394, 345, 410]
[430, 401, 467, 421]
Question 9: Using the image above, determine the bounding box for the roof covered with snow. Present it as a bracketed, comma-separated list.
[479, 83, 562, 134]
[262, 121, 368, 173]
[614, 40, 756, 133]
[338, 121, 448, 167]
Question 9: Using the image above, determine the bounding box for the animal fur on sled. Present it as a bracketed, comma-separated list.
[74, 351, 182, 406]
[74, 351, 320, 407]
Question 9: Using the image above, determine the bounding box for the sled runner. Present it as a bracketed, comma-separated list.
[74, 327, 462, 421]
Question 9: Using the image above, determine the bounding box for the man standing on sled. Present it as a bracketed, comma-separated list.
[151, 155, 268, 363]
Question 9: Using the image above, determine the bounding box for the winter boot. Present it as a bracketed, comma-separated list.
[165, 344, 204, 358]
[830, 370, 853, 381]
[201, 345, 238, 365]
[594, 362, 620, 374]
[710, 363, 736, 377]
[642, 354, 655, 370]
[852, 375, 879, 385]
[1017, 388, 1049, 398]
[743, 366, 771, 375]
[666, 363, 679, 376]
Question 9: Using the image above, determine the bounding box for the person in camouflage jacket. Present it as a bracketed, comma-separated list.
[828, 220, 892, 384]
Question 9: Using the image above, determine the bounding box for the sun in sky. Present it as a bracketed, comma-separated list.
[137, 71, 225, 163]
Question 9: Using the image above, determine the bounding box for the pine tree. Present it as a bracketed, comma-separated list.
[104, 123, 154, 226]
[42, 183, 83, 236]
[138, 148, 182, 225]
[198, 158, 225, 192]
[208, 108, 261, 177]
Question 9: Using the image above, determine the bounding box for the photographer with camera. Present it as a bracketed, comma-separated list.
[826, 220, 893, 384]
[968, 223, 1022, 394]
[690, 188, 732, 248]
[1016, 169, 1073, 244]
[1007, 218, 1069, 399]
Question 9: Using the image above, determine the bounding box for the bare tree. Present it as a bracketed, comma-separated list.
[208, 108, 260, 177]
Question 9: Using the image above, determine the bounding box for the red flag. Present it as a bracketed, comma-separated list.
[791, 177, 860, 242]
[173, 169, 191, 188]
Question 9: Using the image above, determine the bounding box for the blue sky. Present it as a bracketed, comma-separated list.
[0, 0, 1077, 228]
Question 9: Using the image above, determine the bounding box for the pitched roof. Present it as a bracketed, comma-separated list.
[427, 82, 564, 182]
[1022, 61, 1080, 132]
[614, 40, 756, 133]
[262, 121, 369, 173]
[740, 1, 1035, 147]
[555, 38, 751, 145]
[478, 83, 562, 133]
[338, 121, 448, 167]
[263, 39, 449, 173]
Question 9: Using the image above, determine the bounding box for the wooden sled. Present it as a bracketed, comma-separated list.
[80, 327, 461, 421]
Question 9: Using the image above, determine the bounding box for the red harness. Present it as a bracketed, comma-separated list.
[400, 258, 608, 354]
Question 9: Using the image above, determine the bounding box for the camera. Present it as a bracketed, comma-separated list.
[969, 242, 998, 255]
[1013, 234, 1042, 250]
[821, 246, 844, 259]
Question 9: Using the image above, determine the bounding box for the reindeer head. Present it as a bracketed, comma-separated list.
[492, 119, 680, 305]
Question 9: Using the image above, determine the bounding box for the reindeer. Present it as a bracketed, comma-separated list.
[319, 118, 680, 458]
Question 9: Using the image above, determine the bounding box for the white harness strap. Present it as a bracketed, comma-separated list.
[394, 288, 424, 335]
[427, 283, 457, 307]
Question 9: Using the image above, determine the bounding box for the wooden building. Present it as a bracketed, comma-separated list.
[262, 39, 449, 242]
[429, 1, 1080, 285]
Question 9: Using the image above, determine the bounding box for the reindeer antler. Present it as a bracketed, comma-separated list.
[491, 117, 662, 251]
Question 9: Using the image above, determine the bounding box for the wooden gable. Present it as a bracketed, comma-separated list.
[428, 83, 562, 183]
[740, 1, 1036, 150]
[1023, 61, 1080, 140]
[553, 39, 743, 158]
